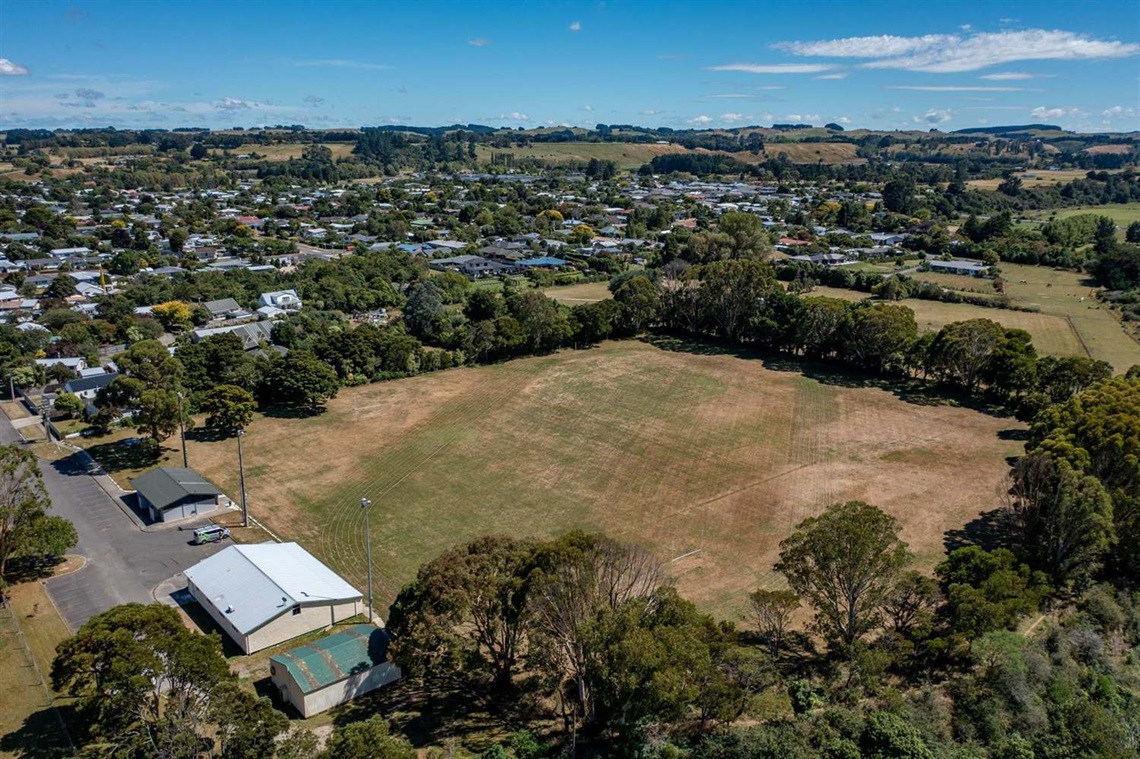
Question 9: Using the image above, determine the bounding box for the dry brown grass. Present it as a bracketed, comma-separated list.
[189, 341, 1020, 620]
[542, 281, 613, 304]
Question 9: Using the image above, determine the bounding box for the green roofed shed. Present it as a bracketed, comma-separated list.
[269, 624, 400, 717]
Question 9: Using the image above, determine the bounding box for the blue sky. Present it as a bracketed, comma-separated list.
[1, 0, 1138, 132]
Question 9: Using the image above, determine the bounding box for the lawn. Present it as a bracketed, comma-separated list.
[542, 280, 613, 304]
[1027, 202, 1140, 228]
[188, 340, 1021, 621]
[0, 582, 74, 758]
[815, 262, 1140, 372]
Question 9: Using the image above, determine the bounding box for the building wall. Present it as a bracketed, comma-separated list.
[187, 577, 250, 652]
[244, 599, 361, 654]
[272, 661, 402, 718]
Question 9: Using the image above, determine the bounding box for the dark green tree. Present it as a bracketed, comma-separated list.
[200, 384, 256, 434]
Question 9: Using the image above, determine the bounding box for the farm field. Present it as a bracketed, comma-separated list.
[474, 140, 862, 169]
[188, 340, 1021, 620]
[1026, 202, 1140, 228]
[210, 142, 356, 161]
[967, 169, 1093, 190]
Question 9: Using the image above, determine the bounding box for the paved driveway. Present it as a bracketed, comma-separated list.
[40, 452, 227, 631]
[0, 415, 226, 631]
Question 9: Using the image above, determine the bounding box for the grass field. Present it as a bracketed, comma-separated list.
[1026, 202, 1140, 227]
[966, 169, 1093, 190]
[188, 340, 1021, 620]
[211, 143, 356, 161]
[542, 281, 612, 304]
[0, 582, 74, 758]
[814, 261, 1140, 372]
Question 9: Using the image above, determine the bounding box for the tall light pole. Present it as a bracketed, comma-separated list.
[361, 497, 373, 625]
[237, 429, 248, 528]
[176, 391, 188, 468]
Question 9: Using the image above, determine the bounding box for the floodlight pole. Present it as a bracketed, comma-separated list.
[361, 497, 373, 625]
[237, 429, 248, 528]
[177, 391, 188, 468]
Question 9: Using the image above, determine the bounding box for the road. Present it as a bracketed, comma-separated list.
[0, 413, 224, 631]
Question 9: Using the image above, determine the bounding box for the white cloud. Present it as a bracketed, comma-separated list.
[720, 112, 747, 124]
[498, 111, 529, 121]
[469, 38, 491, 47]
[582, 104, 593, 111]
[1030, 106, 1067, 119]
[914, 108, 953, 124]
[785, 113, 820, 122]
[214, 97, 261, 111]
[74, 88, 104, 101]
[774, 29, 1140, 73]
[641, 109, 664, 115]
[569, 21, 581, 31]
[708, 90, 784, 99]
[0, 58, 29, 76]
[888, 85, 1033, 92]
[294, 59, 391, 70]
[707, 63, 833, 74]
[687, 114, 713, 125]
[979, 71, 1036, 80]
[1102, 105, 1138, 122]
[815, 72, 848, 80]
[837, 116, 852, 124]
[303, 95, 325, 105]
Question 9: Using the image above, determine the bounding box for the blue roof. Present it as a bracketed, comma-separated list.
[518, 256, 568, 267]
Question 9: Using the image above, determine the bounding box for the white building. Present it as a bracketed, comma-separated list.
[185, 542, 363, 654]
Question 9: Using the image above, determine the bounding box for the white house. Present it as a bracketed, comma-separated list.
[270, 624, 400, 717]
[185, 542, 364, 654]
[258, 289, 302, 311]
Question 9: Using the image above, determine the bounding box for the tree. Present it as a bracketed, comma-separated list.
[697, 259, 778, 342]
[44, 274, 77, 300]
[1005, 453, 1113, 588]
[747, 588, 800, 658]
[0, 444, 74, 582]
[152, 300, 195, 332]
[612, 275, 659, 334]
[926, 318, 1007, 392]
[1030, 377, 1140, 579]
[775, 501, 911, 650]
[935, 547, 1049, 637]
[529, 532, 665, 725]
[116, 339, 181, 389]
[51, 604, 232, 745]
[200, 384, 256, 434]
[881, 570, 941, 639]
[320, 716, 415, 759]
[134, 388, 190, 442]
[882, 177, 916, 215]
[168, 227, 188, 254]
[464, 288, 503, 322]
[53, 391, 84, 418]
[388, 536, 537, 689]
[1126, 221, 1140, 244]
[841, 302, 917, 374]
[717, 211, 771, 260]
[403, 281, 447, 341]
[259, 350, 339, 411]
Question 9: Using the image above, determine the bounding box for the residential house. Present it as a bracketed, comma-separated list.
[202, 297, 245, 322]
[258, 289, 302, 311]
[929, 259, 990, 277]
[185, 542, 364, 654]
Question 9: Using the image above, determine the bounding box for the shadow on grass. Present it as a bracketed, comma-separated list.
[0, 703, 76, 759]
[2, 555, 66, 584]
[330, 675, 554, 751]
[185, 426, 236, 443]
[644, 333, 1013, 416]
[943, 508, 1009, 554]
[259, 404, 328, 420]
[76, 439, 164, 474]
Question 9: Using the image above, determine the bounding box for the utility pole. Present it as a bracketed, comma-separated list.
[176, 391, 188, 468]
[237, 429, 248, 528]
[361, 497, 373, 625]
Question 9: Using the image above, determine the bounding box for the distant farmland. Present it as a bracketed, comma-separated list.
[189, 340, 1020, 620]
[475, 140, 862, 169]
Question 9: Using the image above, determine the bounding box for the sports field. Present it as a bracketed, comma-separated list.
[189, 340, 1020, 619]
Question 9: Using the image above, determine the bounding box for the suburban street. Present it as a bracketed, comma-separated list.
[0, 413, 224, 631]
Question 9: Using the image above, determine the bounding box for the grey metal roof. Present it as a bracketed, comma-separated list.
[203, 297, 241, 315]
[185, 542, 361, 635]
[132, 467, 222, 512]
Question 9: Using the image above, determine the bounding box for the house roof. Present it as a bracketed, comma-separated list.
[133, 467, 222, 512]
[63, 372, 119, 394]
[185, 543, 362, 635]
[270, 624, 390, 694]
[203, 297, 242, 315]
[518, 256, 568, 267]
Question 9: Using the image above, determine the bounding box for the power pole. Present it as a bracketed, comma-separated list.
[237, 429, 248, 528]
[361, 497, 373, 625]
[177, 391, 188, 468]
